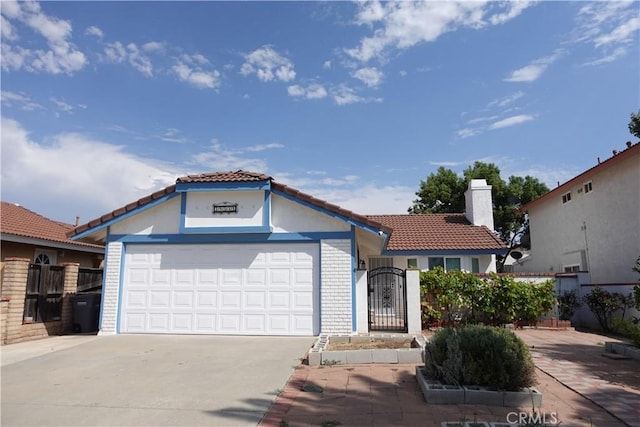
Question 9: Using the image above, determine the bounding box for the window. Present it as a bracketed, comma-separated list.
[562, 192, 572, 204]
[563, 265, 580, 273]
[428, 257, 461, 271]
[471, 258, 480, 273]
[584, 181, 592, 194]
[407, 258, 418, 269]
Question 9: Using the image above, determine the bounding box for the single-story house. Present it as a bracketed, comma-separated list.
[71, 171, 506, 336]
[0, 201, 105, 343]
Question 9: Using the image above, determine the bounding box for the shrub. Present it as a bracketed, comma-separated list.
[558, 290, 582, 321]
[423, 325, 536, 391]
[611, 318, 640, 348]
[583, 287, 628, 332]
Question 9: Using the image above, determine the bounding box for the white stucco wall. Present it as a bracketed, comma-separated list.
[518, 152, 640, 283]
[320, 239, 353, 334]
[271, 194, 351, 233]
[110, 197, 181, 235]
[98, 241, 123, 335]
[360, 254, 496, 273]
[184, 191, 264, 228]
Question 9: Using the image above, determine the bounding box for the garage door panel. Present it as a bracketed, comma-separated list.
[149, 291, 170, 308]
[172, 313, 193, 331]
[173, 291, 194, 308]
[196, 291, 217, 308]
[121, 243, 319, 335]
[148, 313, 170, 331]
[219, 314, 241, 332]
[244, 291, 266, 309]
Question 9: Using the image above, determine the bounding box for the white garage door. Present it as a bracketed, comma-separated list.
[121, 243, 319, 335]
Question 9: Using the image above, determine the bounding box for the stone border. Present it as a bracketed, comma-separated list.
[307, 334, 425, 366]
[416, 366, 542, 407]
[604, 341, 640, 361]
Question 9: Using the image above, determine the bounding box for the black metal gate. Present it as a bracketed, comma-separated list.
[367, 267, 407, 332]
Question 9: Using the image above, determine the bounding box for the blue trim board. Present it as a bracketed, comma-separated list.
[107, 231, 352, 244]
[180, 193, 187, 230]
[175, 181, 270, 192]
[350, 225, 357, 332]
[263, 190, 270, 228]
[72, 192, 181, 240]
[97, 226, 110, 331]
[181, 225, 272, 234]
[382, 248, 508, 256]
[116, 242, 126, 334]
[317, 242, 322, 335]
[271, 188, 386, 237]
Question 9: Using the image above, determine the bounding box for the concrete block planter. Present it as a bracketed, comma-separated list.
[416, 367, 542, 407]
[605, 341, 640, 361]
[416, 367, 464, 404]
[502, 387, 542, 408]
[464, 386, 502, 406]
[308, 334, 425, 366]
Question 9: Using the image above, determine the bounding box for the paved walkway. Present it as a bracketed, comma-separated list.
[260, 329, 640, 427]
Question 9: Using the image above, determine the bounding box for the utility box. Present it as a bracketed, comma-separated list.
[72, 293, 101, 333]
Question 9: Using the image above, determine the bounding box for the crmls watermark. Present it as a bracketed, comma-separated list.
[506, 411, 560, 425]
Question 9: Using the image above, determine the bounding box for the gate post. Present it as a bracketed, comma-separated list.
[61, 263, 79, 333]
[356, 269, 369, 334]
[2, 258, 30, 343]
[406, 269, 422, 334]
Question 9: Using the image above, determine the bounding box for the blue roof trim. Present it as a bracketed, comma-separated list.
[181, 225, 272, 234]
[350, 225, 357, 332]
[271, 188, 386, 236]
[107, 231, 351, 244]
[175, 181, 270, 192]
[382, 248, 508, 256]
[71, 192, 181, 240]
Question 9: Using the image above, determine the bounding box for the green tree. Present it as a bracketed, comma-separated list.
[410, 162, 549, 272]
[629, 110, 640, 139]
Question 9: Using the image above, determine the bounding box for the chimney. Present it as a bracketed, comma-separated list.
[74, 216, 80, 227]
[465, 179, 494, 230]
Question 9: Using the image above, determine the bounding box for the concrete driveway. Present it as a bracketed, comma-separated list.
[1, 334, 314, 426]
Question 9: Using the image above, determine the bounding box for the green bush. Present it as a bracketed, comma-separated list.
[583, 287, 629, 332]
[420, 269, 556, 327]
[558, 290, 581, 321]
[424, 325, 536, 391]
[611, 318, 640, 347]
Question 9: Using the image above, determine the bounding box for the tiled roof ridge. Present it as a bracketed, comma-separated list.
[177, 170, 271, 183]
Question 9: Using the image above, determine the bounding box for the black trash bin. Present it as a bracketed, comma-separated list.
[72, 293, 101, 333]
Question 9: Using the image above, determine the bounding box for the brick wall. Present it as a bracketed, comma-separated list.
[99, 242, 123, 334]
[320, 239, 353, 334]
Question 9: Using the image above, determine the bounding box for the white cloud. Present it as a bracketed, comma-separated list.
[330, 84, 381, 106]
[323, 60, 332, 69]
[346, 1, 534, 62]
[287, 83, 328, 100]
[1, 15, 17, 40]
[504, 50, 563, 82]
[142, 41, 165, 52]
[1, 91, 43, 111]
[457, 128, 478, 139]
[573, 2, 639, 64]
[102, 41, 153, 77]
[160, 128, 187, 144]
[352, 67, 384, 87]
[50, 97, 74, 113]
[85, 26, 103, 39]
[489, 114, 534, 129]
[487, 91, 525, 108]
[240, 45, 296, 82]
[191, 140, 269, 172]
[0, 116, 181, 223]
[0, 0, 87, 74]
[245, 143, 285, 152]
[172, 61, 221, 89]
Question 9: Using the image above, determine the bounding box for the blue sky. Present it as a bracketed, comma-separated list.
[1, 0, 639, 225]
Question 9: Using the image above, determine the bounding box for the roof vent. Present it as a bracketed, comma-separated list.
[613, 150, 619, 156]
[627, 141, 633, 148]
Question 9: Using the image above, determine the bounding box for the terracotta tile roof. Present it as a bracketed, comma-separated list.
[71, 170, 391, 237]
[366, 214, 506, 252]
[521, 141, 639, 212]
[177, 171, 270, 183]
[1, 201, 103, 250]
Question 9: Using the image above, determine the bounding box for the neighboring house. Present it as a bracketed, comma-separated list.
[0, 201, 105, 343]
[513, 141, 640, 284]
[70, 171, 505, 337]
